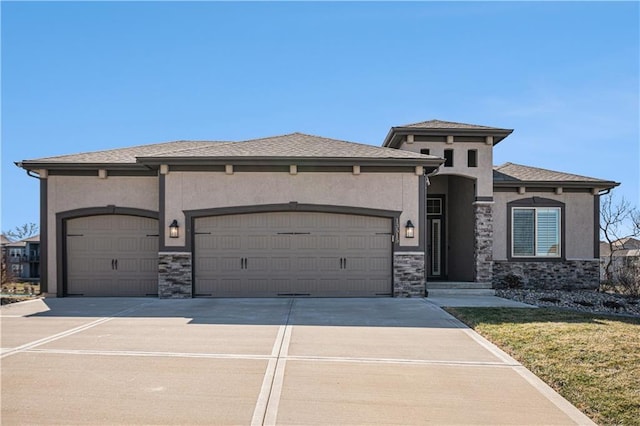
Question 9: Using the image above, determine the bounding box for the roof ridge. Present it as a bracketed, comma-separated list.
[148, 141, 233, 157]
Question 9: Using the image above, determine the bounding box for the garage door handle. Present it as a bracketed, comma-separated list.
[111, 259, 115, 270]
[114, 259, 118, 270]
[343, 258, 347, 269]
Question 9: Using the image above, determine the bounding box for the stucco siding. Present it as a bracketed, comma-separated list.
[46, 175, 159, 295]
[493, 191, 596, 260]
[401, 141, 493, 197]
[164, 171, 420, 248]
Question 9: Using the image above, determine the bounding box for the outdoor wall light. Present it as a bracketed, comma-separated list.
[405, 220, 415, 238]
[169, 220, 179, 238]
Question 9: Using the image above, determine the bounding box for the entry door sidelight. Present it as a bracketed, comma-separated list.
[426, 196, 445, 279]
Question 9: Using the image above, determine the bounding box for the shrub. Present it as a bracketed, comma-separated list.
[502, 273, 523, 289]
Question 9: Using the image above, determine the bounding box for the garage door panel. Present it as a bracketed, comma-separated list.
[246, 256, 269, 272]
[317, 235, 340, 250]
[140, 237, 158, 252]
[270, 257, 291, 271]
[92, 237, 115, 252]
[272, 236, 292, 250]
[296, 235, 318, 250]
[247, 235, 269, 250]
[295, 257, 317, 272]
[217, 257, 241, 272]
[368, 257, 391, 271]
[194, 212, 392, 297]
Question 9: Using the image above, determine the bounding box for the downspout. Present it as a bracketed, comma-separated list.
[22, 168, 47, 295]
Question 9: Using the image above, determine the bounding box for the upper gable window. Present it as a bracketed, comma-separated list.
[443, 149, 453, 167]
[420, 148, 430, 155]
[467, 149, 478, 167]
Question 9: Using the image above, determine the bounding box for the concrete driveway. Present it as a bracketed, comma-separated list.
[1, 297, 593, 425]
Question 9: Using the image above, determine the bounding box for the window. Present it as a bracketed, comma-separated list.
[512, 207, 561, 257]
[427, 198, 442, 215]
[444, 149, 453, 167]
[467, 149, 478, 167]
[420, 148, 430, 155]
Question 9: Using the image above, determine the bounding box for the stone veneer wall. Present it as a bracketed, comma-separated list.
[473, 202, 493, 283]
[159, 252, 192, 298]
[493, 260, 600, 290]
[393, 253, 425, 297]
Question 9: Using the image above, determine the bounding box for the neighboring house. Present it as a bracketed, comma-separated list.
[16, 120, 618, 298]
[600, 237, 640, 281]
[1, 235, 40, 282]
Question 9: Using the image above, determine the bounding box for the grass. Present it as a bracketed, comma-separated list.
[446, 307, 640, 426]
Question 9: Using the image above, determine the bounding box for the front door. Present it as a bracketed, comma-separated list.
[427, 196, 445, 279]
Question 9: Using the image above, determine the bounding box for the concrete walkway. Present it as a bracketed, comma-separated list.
[1, 297, 592, 425]
[426, 294, 537, 308]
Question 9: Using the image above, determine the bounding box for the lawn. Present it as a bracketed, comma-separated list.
[446, 307, 640, 426]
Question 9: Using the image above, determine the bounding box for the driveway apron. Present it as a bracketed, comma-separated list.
[1, 297, 594, 425]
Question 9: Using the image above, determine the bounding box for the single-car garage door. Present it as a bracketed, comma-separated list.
[65, 215, 158, 296]
[194, 212, 392, 297]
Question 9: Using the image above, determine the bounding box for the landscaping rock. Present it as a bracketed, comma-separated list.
[496, 289, 640, 317]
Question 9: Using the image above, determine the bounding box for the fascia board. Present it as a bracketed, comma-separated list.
[136, 156, 445, 168]
[493, 180, 620, 189]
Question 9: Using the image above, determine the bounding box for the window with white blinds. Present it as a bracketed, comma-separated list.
[512, 207, 560, 257]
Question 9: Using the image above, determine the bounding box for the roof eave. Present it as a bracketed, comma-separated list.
[16, 161, 152, 171]
[382, 126, 514, 148]
[493, 180, 620, 190]
[137, 156, 444, 168]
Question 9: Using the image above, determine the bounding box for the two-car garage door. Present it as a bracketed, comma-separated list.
[194, 212, 392, 297]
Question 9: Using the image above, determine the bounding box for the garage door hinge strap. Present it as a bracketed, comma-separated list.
[67, 234, 84, 237]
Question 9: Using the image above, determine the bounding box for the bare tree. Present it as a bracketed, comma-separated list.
[3, 223, 39, 242]
[600, 193, 640, 290]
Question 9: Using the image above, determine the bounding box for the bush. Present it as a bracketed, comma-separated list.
[616, 266, 640, 298]
[502, 273, 523, 289]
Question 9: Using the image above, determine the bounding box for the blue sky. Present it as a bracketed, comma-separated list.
[1, 1, 638, 234]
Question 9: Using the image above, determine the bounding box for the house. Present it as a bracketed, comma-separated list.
[600, 237, 640, 281]
[1, 235, 41, 282]
[16, 120, 618, 298]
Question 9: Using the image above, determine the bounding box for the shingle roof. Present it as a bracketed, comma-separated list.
[401, 119, 510, 131]
[22, 141, 226, 164]
[142, 133, 436, 160]
[19, 133, 442, 171]
[494, 162, 618, 186]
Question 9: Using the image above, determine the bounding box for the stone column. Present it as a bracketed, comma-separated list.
[473, 202, 493, 283]
[393, 252, 425, 297]
[158, 252, 192, 298]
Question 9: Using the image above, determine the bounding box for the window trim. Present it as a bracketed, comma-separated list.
[507, 197, 565, 262]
